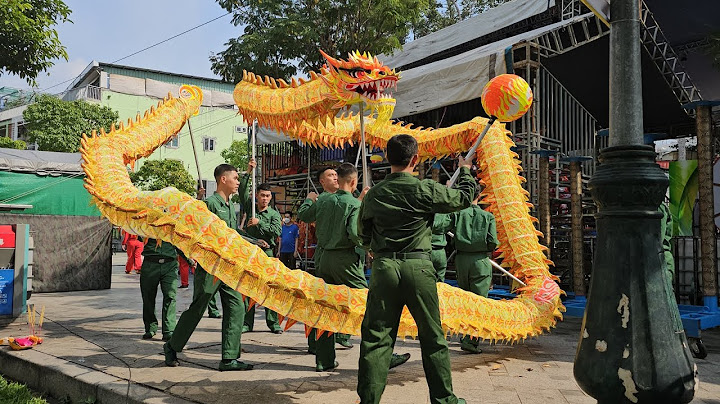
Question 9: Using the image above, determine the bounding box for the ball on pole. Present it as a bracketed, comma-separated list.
[480, 74, 533, 122]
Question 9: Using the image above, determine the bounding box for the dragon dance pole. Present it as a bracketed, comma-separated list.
[251, 120, 257, 218]
[186, 119, 204, 191]
[446, 117, 496, 188]
[359, 102, 371, 188]
[489, 259, 526, 287]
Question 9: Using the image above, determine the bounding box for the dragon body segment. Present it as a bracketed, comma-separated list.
[82, 53, 563, 343]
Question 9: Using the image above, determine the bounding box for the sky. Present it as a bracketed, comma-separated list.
[0, 0, 241, 93]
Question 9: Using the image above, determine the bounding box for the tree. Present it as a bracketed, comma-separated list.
[211, 0, 513, 81]
[0, 0, 72, 86]
[221, 139, 251, 203]
[211, 0, 432, 81]
[129, 159, 197, 196]
[0, 137, 27, 149]
[221, 139, 250, 172]
[22, 94, 118, 152]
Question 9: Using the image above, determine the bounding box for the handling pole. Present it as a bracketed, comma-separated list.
[446, 117, 496, 188]
[359, 102, 371, 188]
[251, 120, 257, 218]
[187, 119, 203, 191]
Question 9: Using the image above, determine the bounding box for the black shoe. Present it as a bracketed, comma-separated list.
[460, 342, 482, 354]
[179, 284, 189, 289]
[336, 339, 353, 349]
[271, 329, 283, 334]
[219, 359, 254, 371]
[316, 361, 339, 372]
[142, 332, 155, 340]
[389, 353, 410, 369]
[162, 333, 173, 342]
[163, 342, 179, 367]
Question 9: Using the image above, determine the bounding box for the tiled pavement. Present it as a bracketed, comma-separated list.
[0, 254, 718, 403]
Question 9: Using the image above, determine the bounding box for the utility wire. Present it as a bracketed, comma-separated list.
[33, 11, 235, 94]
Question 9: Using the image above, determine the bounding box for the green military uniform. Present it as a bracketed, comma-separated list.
[357, 167, 475, 404]
[298, 191, 333, 354]
[140, 239, 179, 340]
[659, 202, 683, 331]
[430, 214, 452, 282]
[299, 189, 366, 369]
[167, 192, 246, 361]
[239, 174, 283, 332]
[451, 204, 498, 351]
[207, 291, 220, 318]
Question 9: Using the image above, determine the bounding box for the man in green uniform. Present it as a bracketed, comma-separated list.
[430, 213, 452, 282]
[164, 164, 252, 371]
[300, 164, 409, 371]
[451, 183, 498, 354]
[357, 134, 473, 404]
[298, 166, 339, 355]
[140, 238, 179, 341]
[240, 159, 283, 334]
[309, 163, 366, 370]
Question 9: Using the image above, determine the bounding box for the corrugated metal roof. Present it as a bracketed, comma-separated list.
[100, 63, 235, 93]
[0, 105, 28, 123]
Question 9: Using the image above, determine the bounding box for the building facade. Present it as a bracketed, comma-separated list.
[0, 62, 248, 192]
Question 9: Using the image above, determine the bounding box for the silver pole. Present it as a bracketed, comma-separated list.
[489, 259, 527, 287]
[359, 102, 370, 188]
[251, 120, 257, 218]
[187, 119, 203, 189]
[446, 117, 496, 188]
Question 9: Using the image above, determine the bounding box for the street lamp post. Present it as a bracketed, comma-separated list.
[573, 0, 696, 402]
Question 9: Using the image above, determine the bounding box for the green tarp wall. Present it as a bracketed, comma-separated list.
[0, 171, 99, 216]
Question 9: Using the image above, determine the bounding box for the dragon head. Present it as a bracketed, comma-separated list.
[320, 50, 399, 123]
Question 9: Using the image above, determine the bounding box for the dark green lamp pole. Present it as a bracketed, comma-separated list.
[573, 0, 697, 402]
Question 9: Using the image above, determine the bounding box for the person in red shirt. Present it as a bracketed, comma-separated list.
[177, 256, 191, 288]
[121, 230, 144, 274]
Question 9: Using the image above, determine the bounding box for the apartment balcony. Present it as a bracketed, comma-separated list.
[62, 85, 103, 102]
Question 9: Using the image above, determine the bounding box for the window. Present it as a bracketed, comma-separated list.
[165, 135, 179, 148]
[15, 122, 27, 141]
[202, 137, 216, 152]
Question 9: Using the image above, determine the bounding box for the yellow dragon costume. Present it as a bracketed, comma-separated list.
[80, 51, 563, 343]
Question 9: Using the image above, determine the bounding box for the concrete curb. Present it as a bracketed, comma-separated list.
[0, 347, 195, 404]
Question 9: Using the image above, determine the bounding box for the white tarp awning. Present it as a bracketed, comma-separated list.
[379, 0, 555, 69]
[253, 11, 594, 142]
[392, 14, 594, 118]
[0, 148, 83, 176]
[255, 125, 294, 145]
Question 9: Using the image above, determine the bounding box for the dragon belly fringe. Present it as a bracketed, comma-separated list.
[82, 84, 563, 342]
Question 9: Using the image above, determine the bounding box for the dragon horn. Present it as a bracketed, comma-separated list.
[319, 49, 341, 68]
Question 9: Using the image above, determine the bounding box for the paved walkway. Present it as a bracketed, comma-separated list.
[0, 254, 718, 403]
